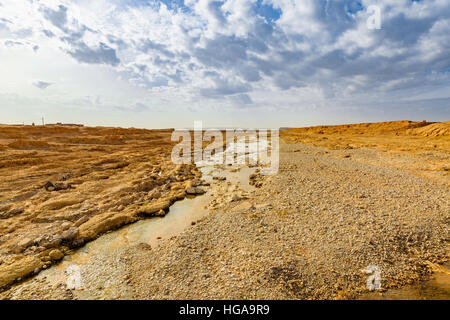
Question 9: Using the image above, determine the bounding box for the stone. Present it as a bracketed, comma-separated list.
[1, 206, 24, 219]
[231, 201, 254, 212]
[34, 246, 46, 253]
[49, 249, 64, 260]
[0, 256, 43, 288]
[138, 200, 171, 216]
[155, 209, 166, 216]
[61, 227, 79, 241]
[44, 181, 55, 191]
[53, 182, 71, 191]
[169, 190, 186, 201]
[61, 221, 72, 230]
[14, 237, 34, 253]
[38, 235, 62, 249]
[78, 212, 134, 241]
[70, 238, 85, 248]
[186, 187, 206, 195]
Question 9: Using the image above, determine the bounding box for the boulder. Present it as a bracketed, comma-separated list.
[13, 237, 34, 253]
[70, 238, 85, 248]
[61, 227, 79, 241]
[44, 181, 71, 192]
[0, 256, 43, 289]
[169, 190, 186, 201]
[186, 187, 206, 195]
[54, 182, 71, 191]
[138, 200, 172, 216]
[38, 235, 62, 249]
[48, 249, 64, 261]
[78, 212, 134, 240]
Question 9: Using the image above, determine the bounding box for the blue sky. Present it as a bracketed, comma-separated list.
[0, 0, 449, 128]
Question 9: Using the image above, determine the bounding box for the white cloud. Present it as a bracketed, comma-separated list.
[0, 0, 449, 127]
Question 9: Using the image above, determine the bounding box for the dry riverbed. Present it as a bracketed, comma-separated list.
[123, 143, 448, 300]
[1, 138, 448, 299]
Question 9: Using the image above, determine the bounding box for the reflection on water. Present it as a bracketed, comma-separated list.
[76, 190, 212, 252]
[201, 166, 256, 191]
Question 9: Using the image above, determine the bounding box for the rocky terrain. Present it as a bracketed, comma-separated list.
[0, 121, 448, 299]
[0, 125, 204, 290]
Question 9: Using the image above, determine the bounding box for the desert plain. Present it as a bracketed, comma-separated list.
[0, 120, 448, 299]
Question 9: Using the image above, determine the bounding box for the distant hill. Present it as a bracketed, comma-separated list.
[406, 121, 450, 137]
[283, 120, 450, 137]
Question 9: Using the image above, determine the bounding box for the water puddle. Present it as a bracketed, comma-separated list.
[201, 165, 256, 191]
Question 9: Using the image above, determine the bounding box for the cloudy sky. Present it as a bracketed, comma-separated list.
[0, 0, 449, 128]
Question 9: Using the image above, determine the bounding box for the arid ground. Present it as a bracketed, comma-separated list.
[0, 124, 202, 289]
[0, 121, 448, 299]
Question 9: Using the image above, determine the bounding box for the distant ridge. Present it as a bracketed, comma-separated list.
[284, 120, 450, 137]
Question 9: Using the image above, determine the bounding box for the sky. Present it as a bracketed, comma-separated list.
[0, 0, 449, 128]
